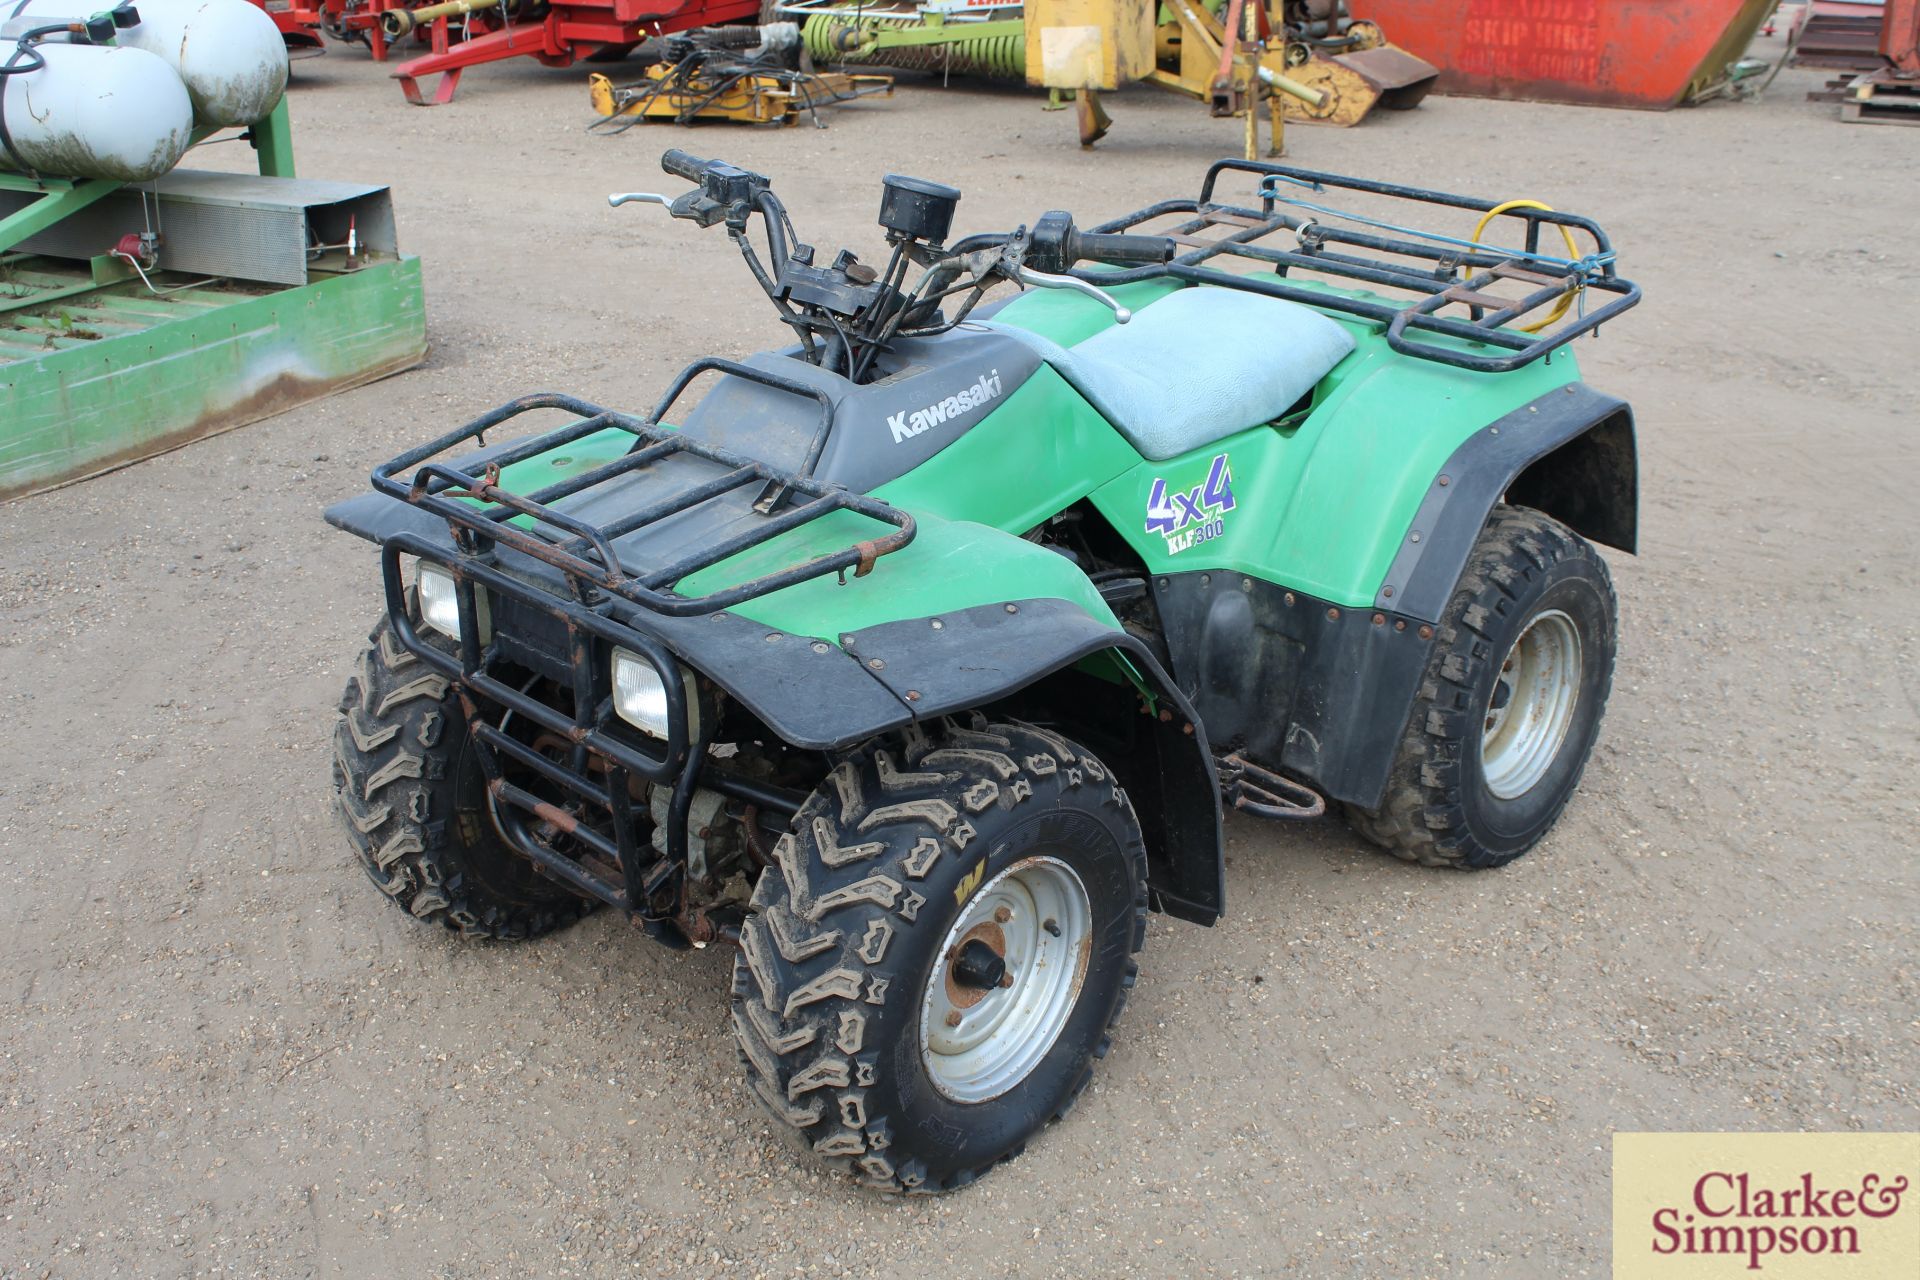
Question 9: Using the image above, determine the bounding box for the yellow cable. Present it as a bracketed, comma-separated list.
[1469, 199, 1580, 334]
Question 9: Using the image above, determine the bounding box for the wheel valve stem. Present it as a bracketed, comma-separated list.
[1043, 918, 1061, 937]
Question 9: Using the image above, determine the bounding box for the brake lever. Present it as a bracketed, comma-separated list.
[609, 189, 731, 228]
[1013, 266, 1132, 324]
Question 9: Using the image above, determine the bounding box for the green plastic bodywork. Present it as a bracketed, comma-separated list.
[487, 277, 1581, 643]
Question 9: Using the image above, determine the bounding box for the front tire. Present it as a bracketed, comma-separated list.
[331, 612, 596, 939]
[732, 720, 1147, 1192]
[1346, 505, 1617, 869]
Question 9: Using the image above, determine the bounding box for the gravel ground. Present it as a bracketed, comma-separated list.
[2, 30, 1916, 1280]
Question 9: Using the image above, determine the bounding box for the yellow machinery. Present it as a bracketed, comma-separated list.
[589, 66, 891, 126]
[1254, 5, 1437, 126]
[1021, 0, 1154, 144]
[587, 26, 892, 129]
[1130, 0, 1327, 154]
[781, 0, 1430, 150]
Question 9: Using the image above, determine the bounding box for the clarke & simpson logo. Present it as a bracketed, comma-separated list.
[1614, 1133, 1918, 1279]
[1651, 1171, 1907, 1269]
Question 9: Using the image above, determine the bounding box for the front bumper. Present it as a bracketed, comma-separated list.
[381, 533, 718, 917]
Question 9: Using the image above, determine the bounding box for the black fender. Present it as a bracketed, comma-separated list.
[326, 491, 1226, 923]
[1373, 382, 1636, 623]
[838, 599, 1225, 926]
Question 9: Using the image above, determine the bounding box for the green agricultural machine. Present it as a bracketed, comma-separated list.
[0, 5, 425, 502]
[325, 152, 1640, 1192]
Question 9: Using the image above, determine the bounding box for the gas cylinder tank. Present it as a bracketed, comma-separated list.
[0, 41, 194, 182]
[3, 0, 288, 127]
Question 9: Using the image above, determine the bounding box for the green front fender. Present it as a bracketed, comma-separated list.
[681, 505, 1122, 642]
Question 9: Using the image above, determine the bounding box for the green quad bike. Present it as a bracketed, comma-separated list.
[326, 151, 1641, 1192]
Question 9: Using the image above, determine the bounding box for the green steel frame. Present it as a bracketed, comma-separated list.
[0, 99, 427, 502]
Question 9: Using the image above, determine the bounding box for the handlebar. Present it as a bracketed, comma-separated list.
[661, 148, 710, 182]
[613, 152, 1157, 369]
[1073, 231, 1174, 267]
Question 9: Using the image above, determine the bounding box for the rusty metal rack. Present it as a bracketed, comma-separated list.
[372, 358, 916, 617]
[1080, 160, 1641, 374]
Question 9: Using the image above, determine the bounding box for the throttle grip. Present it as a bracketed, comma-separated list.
[1074, 231, 1175, 266]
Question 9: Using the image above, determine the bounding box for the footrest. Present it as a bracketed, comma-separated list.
[1220, 752, 1326, 820]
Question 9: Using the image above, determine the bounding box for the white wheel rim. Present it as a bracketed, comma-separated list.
[919, 856, 1092, 1104]
[1480, 608, 1583, 800]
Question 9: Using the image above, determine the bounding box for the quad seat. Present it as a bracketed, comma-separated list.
[988, 285, 1356, 461]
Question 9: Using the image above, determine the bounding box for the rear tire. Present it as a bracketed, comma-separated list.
[331, 609, 596, 939]
[732, 719, 1147, 1192]
[1345, 505, 1617, 869]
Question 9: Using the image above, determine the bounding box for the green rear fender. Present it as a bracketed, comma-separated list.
[1087, 328, 1581, 608]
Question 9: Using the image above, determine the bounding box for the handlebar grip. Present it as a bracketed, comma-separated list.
[1075, 232, 1175, 266]
[660, 149, 710, 182]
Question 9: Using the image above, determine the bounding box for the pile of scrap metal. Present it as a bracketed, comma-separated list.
[1792, 0, 1920, 122]
[779, 0, 1435, 150]
[587, 22, 892, 128]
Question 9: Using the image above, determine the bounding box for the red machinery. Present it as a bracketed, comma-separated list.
[318, 0, 761, 102]
[252, 0, 328, 55]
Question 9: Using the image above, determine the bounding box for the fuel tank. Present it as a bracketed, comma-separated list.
[3, 0, 288, 127]
[0, 42, 194, 182]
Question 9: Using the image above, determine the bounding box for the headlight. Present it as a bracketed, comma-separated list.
[612, 647, 697, 739]
[415, 562, 488, 642]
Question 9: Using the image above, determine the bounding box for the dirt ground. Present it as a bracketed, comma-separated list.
[2, 26, 1916, 1279]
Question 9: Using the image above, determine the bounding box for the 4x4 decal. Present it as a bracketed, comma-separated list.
[1144, 452, 1235, 555]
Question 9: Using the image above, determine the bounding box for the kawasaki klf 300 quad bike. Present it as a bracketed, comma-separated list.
[326, 150, 1641, 1192]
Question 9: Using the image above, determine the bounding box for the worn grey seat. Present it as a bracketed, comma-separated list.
[988, 285, 1356, 461]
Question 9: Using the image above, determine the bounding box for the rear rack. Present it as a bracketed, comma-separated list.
[1084, 160, 1641, 373]
[372, 357, 915, 617]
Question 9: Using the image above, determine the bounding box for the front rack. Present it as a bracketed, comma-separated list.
[1083, 160, 1642, 373]
[372, 357, 916, 617]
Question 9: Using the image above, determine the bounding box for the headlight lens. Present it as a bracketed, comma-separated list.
[612, 647, 695, 739]
[415, 563, 488, 643]
[416, 563, 460, 639]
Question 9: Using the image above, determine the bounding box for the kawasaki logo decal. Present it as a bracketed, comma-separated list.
[887, 370, 1003, 444]
[1145, 452, 1235, 555]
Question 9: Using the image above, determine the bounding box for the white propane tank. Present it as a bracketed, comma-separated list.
[2, 0, 288, 128]
[0, 41, 193, 182]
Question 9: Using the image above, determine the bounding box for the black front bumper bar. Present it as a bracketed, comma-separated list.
[379, 535, 800, 923]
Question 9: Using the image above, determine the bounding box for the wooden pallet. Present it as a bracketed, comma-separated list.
[1840, 71, 1920, 123]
